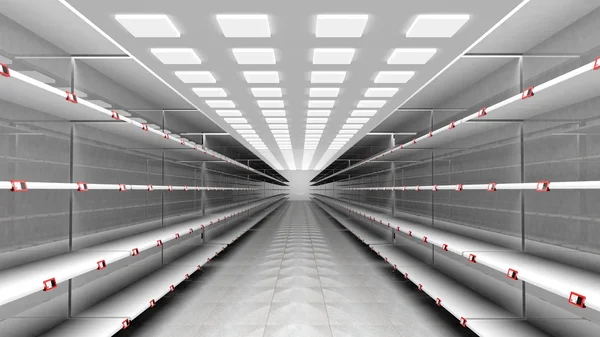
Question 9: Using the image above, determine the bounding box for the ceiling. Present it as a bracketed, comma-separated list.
[38, 0, 525, 179]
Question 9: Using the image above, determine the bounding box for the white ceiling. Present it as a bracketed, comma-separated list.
[12, 0, 528, 177]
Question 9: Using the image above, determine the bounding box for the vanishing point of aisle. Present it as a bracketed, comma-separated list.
[118, 201, 475, 337]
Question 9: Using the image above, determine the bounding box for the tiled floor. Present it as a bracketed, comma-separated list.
[119, 201, 474, 337]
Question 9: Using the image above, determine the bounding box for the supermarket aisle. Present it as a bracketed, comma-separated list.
[119, 201, 473, 337]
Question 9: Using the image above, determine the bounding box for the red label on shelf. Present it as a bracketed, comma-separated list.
[122, 319, 131, 329]
[522, 86, 535, 99]
[118, 184, 127, 192]
[43, 278, 57, 291]
[111, 110, 120, 120]
[168, 185, 173, 191]
[433, 185, 438, 192]
[436, 298, 442, 306]
[478, 107, 487, 117]
[568, 291, 586, 308]
[76, 182, 88, 192]
[468, 254, 477, 263]
[428, 131, 433, 138]
[0, 63, 10, 77]
[10, 180, 28, 192]
[442, 244, 448, 251]
[487, 182, 497, 192]
[65, 91, 78, 104]
[418, 283, 423, 291]
[189, 228, 194, 234]
[449, 121, 456, 129]
[147, 185, 153, 191]
[185, 273, 189, 280]
[169, 285, 175, 292]
[164, 133, 169, 139]
[507, 268, 518, 280]
[536, 180, 550, 192]
[175, 233, 180, 239]
[132, 248, 140, 256]
[97, 260, 107, 270]
[408, 231, 412, 237]
[455, 184, 463, 192]
[156, 240, 163, 247]
[404, 272, 409, 279]
[422, 236, 428, 243]
[149, 299, 155, 308]
[141, 124, 149, 131]
[460, 317, 467, 327]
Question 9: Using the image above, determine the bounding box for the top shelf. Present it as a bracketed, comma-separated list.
[0, 68, 285, 185]
[315, 57, 600, 184]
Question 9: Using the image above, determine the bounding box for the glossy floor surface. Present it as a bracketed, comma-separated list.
[118, 201, 474, 337]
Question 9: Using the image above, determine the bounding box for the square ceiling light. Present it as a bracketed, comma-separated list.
[307, 118, 328, 123]
[351, 110, 376, 117]
[216, 14, 271, 38]
[347, 117, 369, 123]
[233, 48, 276, 64]
[266, 118, 287, 123]
[388, 48, 436, 64]
[231, 124, 252, 129]
[175, 71, 216, 83]
[115, 14, 180, 38]
[313, 48, 355, 64]
[193, 88, 227, 97]
[374, 71, 415, 83]
[310, 88, 339, 98]
[224, 118, 247, 123]
[251, 88, 282, 97]
[244, 71, 279, 83]
[206, 100, 235, 108]
[151, 48, 201, 64]
[365, 88, 398, 97]
[407, 14, 469, 38]
[357, 100, 386, 108]
[258, 100, 284, 108]
[311, 71, 346, 83]
[308, 100, 335, 108]
[307, 110, 331, 117]
[216, 110, 242, 116]
[316, 14, 368, 38]
[262, 110, 286, 116]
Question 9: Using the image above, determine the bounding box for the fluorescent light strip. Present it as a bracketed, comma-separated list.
[251, 87, 282, 97]
[151, 48, 201, 64]
[193, 88, 227, 97]
[233, 48, 276, 64]
[311, 71, 346, 83]
[308, 100, 335, 108]
[206, 100, 235, 108]
[175, 71, 216, 83]
[374, 71, 415, 84]
[351, 110, 376, 117]
[309, 87, 340, 98]
[387, 48, 436, 65]
[258, 100, 284, 108]
[313, 48, 355, 65]
[243, 71, 279, 83]
[365, 88, 398, 97]
[307, 110, 331, 117]
[115, 14, 180, 38]
[262, 110, 286, 116]
[406, 14, 470, 38]
[216, 14, 271, 38]
[266, 118, 287, 123]
[216, 110, 242, 117]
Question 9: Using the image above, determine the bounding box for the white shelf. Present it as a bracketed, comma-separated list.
[0, 68, 284, 184]
[0, 195, 285, 308]
[40, 199, 283, 337]
[315, 198, 551, 336]
[314, 195, 600, 313]
[314, 198, 389, 245]
[316, 58, 600, 184]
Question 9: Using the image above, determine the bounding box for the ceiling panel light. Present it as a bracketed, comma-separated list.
[269, 124, 288, 129]
[216, 14, 271, 38]
[262, 110, 286, 117]
[406, 14, 469, 38]
[310, 88, 339, 98]
[232, 48, 276, 64]
[193, 88, 227, 97]
[365, 88, 398, 97]
[351, 110, 376, 116]
[224, 118, 247, 123]
[313, 48, 355, 64]
[258, 100, 284, 108]
[237, 129, 256, 134]
[175, 71, 216, 83]
[307, 124, 325, 129]
[242, 134, 259, 138]
[374, 71, 415, 83]
[342, 124, 362, 129]
[310, 71, 346, 83]
[244, 71, 279, 83]
[251, 88, 282, 97]
[316, 14, 368, 38]
[305, 134, 321, 138]
[357, 100, 386, 108]
[231, 124, 252, 129]
[151, 48, 201, 64]
[307, 118, 328, 123]
[266, 118, 287, 123]
[272, 130, 289, 134]
[206, 100, 235, 108]
[115, 14, 180, 38]
[347, 118, 369, 123]
[307, 110, 331, 117]
[388, 48, 436, 65]
[308, 100, 335, 108]
[340, 129, 358, 134]
[216, 110, 242, 116]
[306, 130, 323, 134]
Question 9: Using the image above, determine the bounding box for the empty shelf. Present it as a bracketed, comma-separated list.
[314, 195, 600, 313]
[0, 195, 284, 308]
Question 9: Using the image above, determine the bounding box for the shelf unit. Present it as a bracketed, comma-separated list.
[314, 57, 600, 185]
[312, 197, 550, 337]
[0, 194, 285, 308]
[313, 194, 600, 313]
